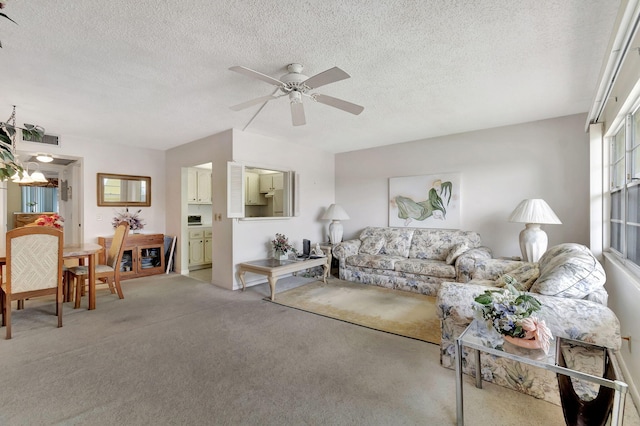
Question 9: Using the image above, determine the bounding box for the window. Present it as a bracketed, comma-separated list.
[609, 110, 640, 266]
[21, 186, 58, 213]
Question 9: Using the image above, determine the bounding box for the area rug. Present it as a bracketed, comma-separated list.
[268, 279, 440, 344]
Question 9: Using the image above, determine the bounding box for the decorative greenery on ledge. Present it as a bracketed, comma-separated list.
[0, 121, 45, 181]
[0, 0, 17, 49]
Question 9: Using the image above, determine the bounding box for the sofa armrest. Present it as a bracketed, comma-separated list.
[455, 246, 492, 282]
[332, 239, 361, 262]
[468, 258, 532, 281]
[436, 282, 622, 350]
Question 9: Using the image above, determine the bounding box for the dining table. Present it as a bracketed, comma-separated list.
[0, 242, 103, 310]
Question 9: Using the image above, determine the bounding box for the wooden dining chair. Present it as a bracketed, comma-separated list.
[0, 226, 64, 339]
[67, 222, 129, 309]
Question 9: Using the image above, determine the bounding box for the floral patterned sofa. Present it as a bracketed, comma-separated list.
[436, 243, 622, 405]
[332, 226, 490, 296]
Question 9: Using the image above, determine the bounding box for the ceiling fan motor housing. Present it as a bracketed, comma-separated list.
[280, 63, 309, 93]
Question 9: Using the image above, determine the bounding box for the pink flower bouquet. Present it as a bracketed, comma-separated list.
[34, 213, 64, 229]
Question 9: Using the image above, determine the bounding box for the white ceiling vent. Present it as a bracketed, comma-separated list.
[22, 131, 60, 146]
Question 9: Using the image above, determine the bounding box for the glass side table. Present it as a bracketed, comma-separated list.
[455, 319, 628, 426]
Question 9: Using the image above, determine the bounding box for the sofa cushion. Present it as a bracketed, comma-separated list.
[409, 229, 481, 261]
[345, 254, 405, 270]
[531, 243, 606, 299]
[445, 242, 468, 265]
[394, 259, 456, 278]
[494, 263, 539, 291]
[358, 227, 414, 257]
[359, 236, 385, 255]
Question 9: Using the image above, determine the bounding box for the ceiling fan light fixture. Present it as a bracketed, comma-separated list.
[289, 91, 302, 104]
[36, 153, 54, 163]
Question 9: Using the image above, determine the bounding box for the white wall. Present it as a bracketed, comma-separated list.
[335, 114, 589, 257]
[603, 254, 640, 405]
[165, 130, 233, 286]
[230, 130, 335, 289]
[164, 128, 335, 290]
[15, 136, 166, 244]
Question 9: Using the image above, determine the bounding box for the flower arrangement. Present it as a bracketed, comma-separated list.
[34, 213, 64, 229]
[112, 207, 145, 231]
[473, 278, 553, 353]
[271, 233, 293, 254]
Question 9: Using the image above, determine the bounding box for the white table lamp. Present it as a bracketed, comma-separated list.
[508, 199, 561, 262]
[321, 204, 350, 244]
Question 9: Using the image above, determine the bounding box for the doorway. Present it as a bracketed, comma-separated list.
[8, 151, 83, 245]
[183, 162, 213, 282]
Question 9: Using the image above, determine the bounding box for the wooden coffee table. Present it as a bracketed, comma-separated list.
[238, 257, 329, 301]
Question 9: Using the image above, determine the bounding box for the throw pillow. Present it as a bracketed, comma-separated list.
[494, 263, 540, 291]
[531, 243, 606, 299]
[445, 242, 468, 265]
[359, 236, 385, 255]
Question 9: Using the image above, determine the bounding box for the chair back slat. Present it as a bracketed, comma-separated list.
[106, 222, 130, 269]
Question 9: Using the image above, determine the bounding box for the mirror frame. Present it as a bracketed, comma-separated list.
[97, 173, 151, 207]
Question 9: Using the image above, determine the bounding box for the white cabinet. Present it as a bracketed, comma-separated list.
[204, 229, 213, 263]
[197, 170, 212, 204]
[187, 167, 212, 204]
[188, 228, 212, 269]
[187, 169, 198, 203]
[245, 172, 266, 205]
[259, 173, 283, 193]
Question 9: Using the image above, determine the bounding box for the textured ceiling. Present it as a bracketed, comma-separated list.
[0, 1, 620, 154]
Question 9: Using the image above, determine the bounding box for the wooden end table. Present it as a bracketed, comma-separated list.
[238, 256, 329, 301]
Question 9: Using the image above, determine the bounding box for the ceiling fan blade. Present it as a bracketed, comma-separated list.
[303, 67, 350, 89]
[229, 66, 284, 87]
[230, 94, 279, 111]
[291, 101, 306, 126]
[313, 94, 364, 115]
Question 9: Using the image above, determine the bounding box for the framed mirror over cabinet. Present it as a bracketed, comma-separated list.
[97, 173, 151, 207]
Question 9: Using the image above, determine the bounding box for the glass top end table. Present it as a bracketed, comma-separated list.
[455, 319, 628, 426]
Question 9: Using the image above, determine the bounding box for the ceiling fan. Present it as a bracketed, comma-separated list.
[229, 63, 364, 127]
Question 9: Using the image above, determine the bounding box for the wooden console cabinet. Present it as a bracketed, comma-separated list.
[98, 233, 165, 280]
[14, 212, 56, 228]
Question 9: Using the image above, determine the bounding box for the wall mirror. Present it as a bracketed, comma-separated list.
[97, 173, 151, 207]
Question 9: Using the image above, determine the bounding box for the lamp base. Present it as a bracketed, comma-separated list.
[328, 220, 344, 244]
[519, 223, 548, 262]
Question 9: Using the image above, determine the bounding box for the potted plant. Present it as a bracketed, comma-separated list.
[1, 106, 45, 181]
[271, 233, 293, 260]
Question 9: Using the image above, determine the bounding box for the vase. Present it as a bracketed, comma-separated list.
[274, 250, 288, 261]
[503, 335, 543, 350]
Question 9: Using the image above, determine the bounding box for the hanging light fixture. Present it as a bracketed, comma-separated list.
[13, 162, 48, 184]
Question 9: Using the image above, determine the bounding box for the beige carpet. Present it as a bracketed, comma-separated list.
[268, 279, 440, 344]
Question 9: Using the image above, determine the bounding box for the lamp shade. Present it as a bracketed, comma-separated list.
[508, 199, 561, 224]
[321, 204, 350, 221]
[30, 171, 48, 183]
